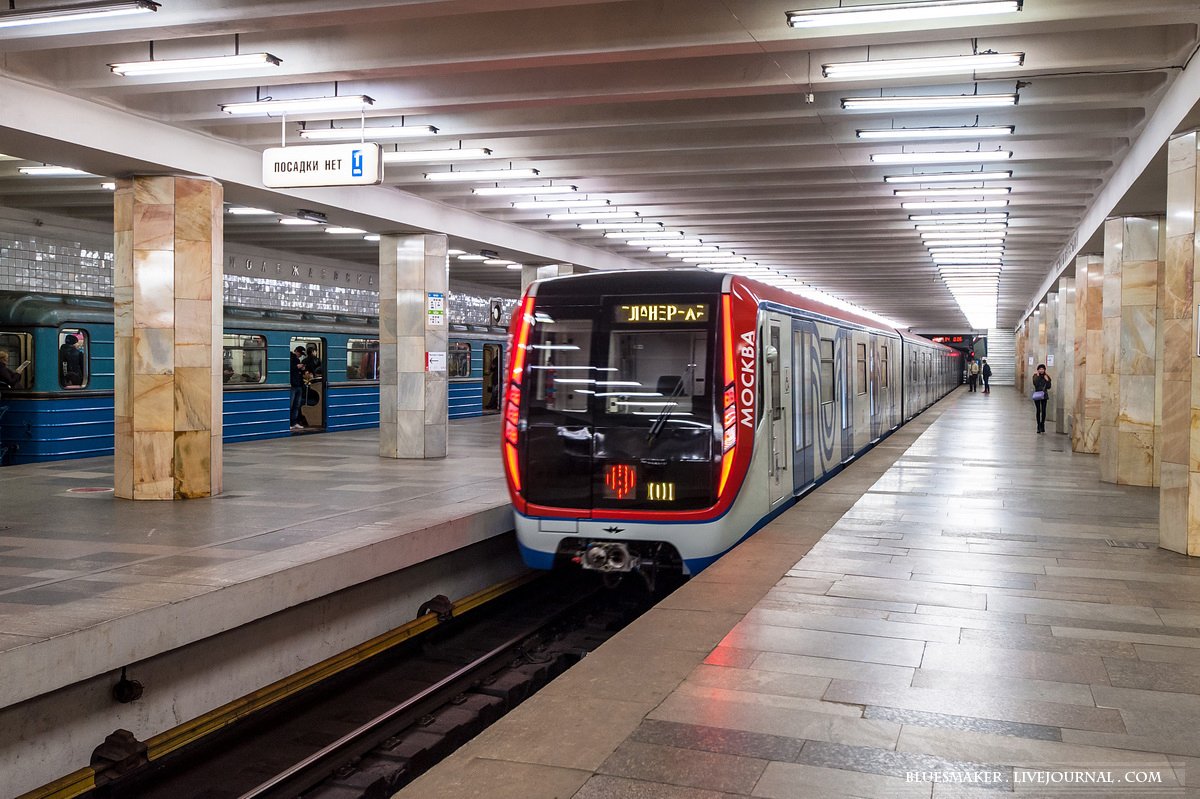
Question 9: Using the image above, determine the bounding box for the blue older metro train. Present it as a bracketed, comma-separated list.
[502, 271, 960, 577]
[0, 291, 505, 464]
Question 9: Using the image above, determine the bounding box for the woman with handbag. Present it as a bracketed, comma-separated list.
[1032, 364, 1052, 433]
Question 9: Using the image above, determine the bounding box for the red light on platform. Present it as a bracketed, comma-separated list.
[604, 463, 637, 500]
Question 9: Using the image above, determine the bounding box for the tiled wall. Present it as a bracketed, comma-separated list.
[0, 225, 516, 326]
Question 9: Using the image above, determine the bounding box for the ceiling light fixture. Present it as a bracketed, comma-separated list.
[636, 239, 704, 248]
[472, 184, 576, 196]
[787, 0, 1020, 28]
[383, 148, 495, 163]
[299, 125, 438, 141]
[604, 230, 685, 240]
[824, 52, 1023, 80]
[221, 94, 375, 116]
[923, 237, 1006, 246]
[424, 168, 540, 182]
[325, 227, 366, 235]
[651, 245, 715, 253]
[100, 181, 116, 190]
[918, 223, 1007, 232]
[0, 0, 158, 29]
[548, 210, 639, 221]
[842, 93, 1018, 111]
[110, 52, 281, 76]
[858, 125, 1014, 141]
[895, 187, 1011, 197]
[664, 249, 720, 257]
[578, 222, 663, 231]
[683, 256, 745, 264]
[363, 234, 381, 242]
[872, 151, 1013, 164]
[18, 165, 94, 176]
[457, 254, 488, 261]
[512, 198, 608, 209]
[903, 200, 1010, 209]
[484, 259, 516, 266]
[226, 206, 277, 216]
[886, 170, 1012, 184]
[909, 212, 1009, 222]
[279, 218, 322, 226]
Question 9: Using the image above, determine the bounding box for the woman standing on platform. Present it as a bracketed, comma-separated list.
[1032, 364, 1052, 434]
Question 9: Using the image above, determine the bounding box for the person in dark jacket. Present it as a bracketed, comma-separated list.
[981, 358, 992, 393]
[290, 345, 309, 429]
[59, 334, 85, 387]
[1032, 363, 1052, 433]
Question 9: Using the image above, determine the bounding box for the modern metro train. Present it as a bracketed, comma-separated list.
[0, 291, 506, 464]
[501, 271, 960, 577]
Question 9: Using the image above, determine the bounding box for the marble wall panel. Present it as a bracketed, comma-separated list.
[1057, 278, 1075, 436]
[133, 430, 174, 500]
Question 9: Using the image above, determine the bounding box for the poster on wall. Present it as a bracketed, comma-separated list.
[427, 292, 445, 326]
[1047, 354, 1055, 367]
[426, 351, 446, 372]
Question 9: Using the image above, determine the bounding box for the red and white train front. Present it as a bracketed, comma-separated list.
[502, 271, 760, 576]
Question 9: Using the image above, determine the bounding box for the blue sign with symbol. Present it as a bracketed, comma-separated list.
[351, 149, 364, 178]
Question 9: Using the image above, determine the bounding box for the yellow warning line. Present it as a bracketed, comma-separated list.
[17, 572, 538, 799]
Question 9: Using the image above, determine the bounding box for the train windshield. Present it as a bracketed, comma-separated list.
[521, 296, 719, 511]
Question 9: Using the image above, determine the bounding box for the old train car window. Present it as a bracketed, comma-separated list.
[856, 343, 867, 395]
[448, 341, 472, 378]
[819, 337, 835, 404]
[0, 332, 31, 390]
[222, 334, 267, 384]
[58, 328, 88, 389]
[881, 344, 889, 388]
[347, 338, 379, 381]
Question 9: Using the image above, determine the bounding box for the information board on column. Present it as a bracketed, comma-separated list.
[427, 292, 445, 326]
[426, 351, 447, 372]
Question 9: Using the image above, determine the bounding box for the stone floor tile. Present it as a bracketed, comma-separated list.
[749, 651, 916, 686]
[752, 761, 933, 799]
[573, 774, 744, 799]
[795, 740, 1013, 790]
[596, 740, 767, 794]
[911, 668, 1099, 706]
[1103, 658, 1200, 694]
[826, 575, 986, 610]
[721, 621, 927, 666]
[920, 642, 1111, 684]
[400, 755, 591, 799]
[684, 663, 831, 700]
[742, 607, 961, 644]
[960, 627, 1139, 658]
[863, 706, 1062, 742]
[629, 719, 805, 762]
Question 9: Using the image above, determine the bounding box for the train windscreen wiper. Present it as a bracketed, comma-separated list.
[647, 363, 694, 444]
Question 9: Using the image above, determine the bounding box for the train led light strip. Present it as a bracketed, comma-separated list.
[503, 296, 537, 494]
[718, 293, 737, 498]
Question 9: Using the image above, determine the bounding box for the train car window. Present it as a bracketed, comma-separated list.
[856, 343, 867, 395]
[0, 332, 32, 390]
[58, 328, 89, 389]
[819, 338, 835, 404]
[603, 328, 707, 418]
[528, 318, 594, 415]
[347, 338, 380, 381]
[448, 342, 472, 378]
[222, 334, 267, 384]
[881, 344, 889, 388]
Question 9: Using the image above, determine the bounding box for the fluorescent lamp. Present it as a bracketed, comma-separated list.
[923, 230, 1007, 240]
[110, 52, 280, 76]
[383, 148, 495, 163]
[604, 231, 684, 239]
[484, 259, 516, 265]
[683, 256, 744, 264]
[512, 198, 608, 209]
[915, 223, 1007, 232]
[858, 126, 1013, 140]
[939, 267, 1003, 275]
[0, 0, 158, 29]
[895, 187, 1011, 197]
[842, 93, 1018, 111]
[300, 125, 438, 141]
[823, 52, 1024, 80]
[929, 248, 1005, 255]
[637, 239, 704, 248]
[872, 151, 1012, 165]
[227, 207, 277, 216]
[787, 0, 1020, 28]
[326, 227, 366, 235]
[220, 95, 375, 116]
[457, 254, 488, 261]
[924, 238, 1006, 247]
[578, 222, 663, 231]
[363, 234, 381, 242]
[665, 249, 720, 257]
[903, 200, 1010, 209]
[910, 213, 1009, 222]
[100, 182, 116, 190]
[425, 168, 539, 182]
[18, 165, 94, 176]
[651, 245, 716, 253]
[886, 171, 1012, 184]
[279, 218, 322, 226]
[548, 210, 639, 220]
[472, 184, 576, 196]
[447, 249, 467, 255]
[506, 264, 524, 270]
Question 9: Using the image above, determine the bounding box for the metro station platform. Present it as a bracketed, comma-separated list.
[402, 388, 1200, 799]
[0, 417, 517, 796]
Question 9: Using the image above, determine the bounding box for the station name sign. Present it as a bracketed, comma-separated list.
[262, 142, 383, 188]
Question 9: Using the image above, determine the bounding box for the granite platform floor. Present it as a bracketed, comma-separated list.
[402, 388, 1200, 799]
[0, 416, 510, 707]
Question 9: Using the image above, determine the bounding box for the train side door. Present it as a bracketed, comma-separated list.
[482, 343, 502, 413]
[792, 324, 814, 491]
[764, 315, 791, 506]
[292, 336, 326, 432]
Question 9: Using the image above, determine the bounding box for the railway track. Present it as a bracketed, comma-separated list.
[75, 571, 679, 799]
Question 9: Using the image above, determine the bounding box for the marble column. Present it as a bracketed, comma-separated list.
[1043, 296, 1058, 428]
[1099, 215, 1165, 487]
[112, 176, 223, 500]
[1055, 278, 1075, 435]
[1015, 319, 1027, 393]
[1160, 131, 1200, 554]
[379, 233, 449, 459]
[520, 263, 575, 292]
[1073, 255, 1104, 454]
